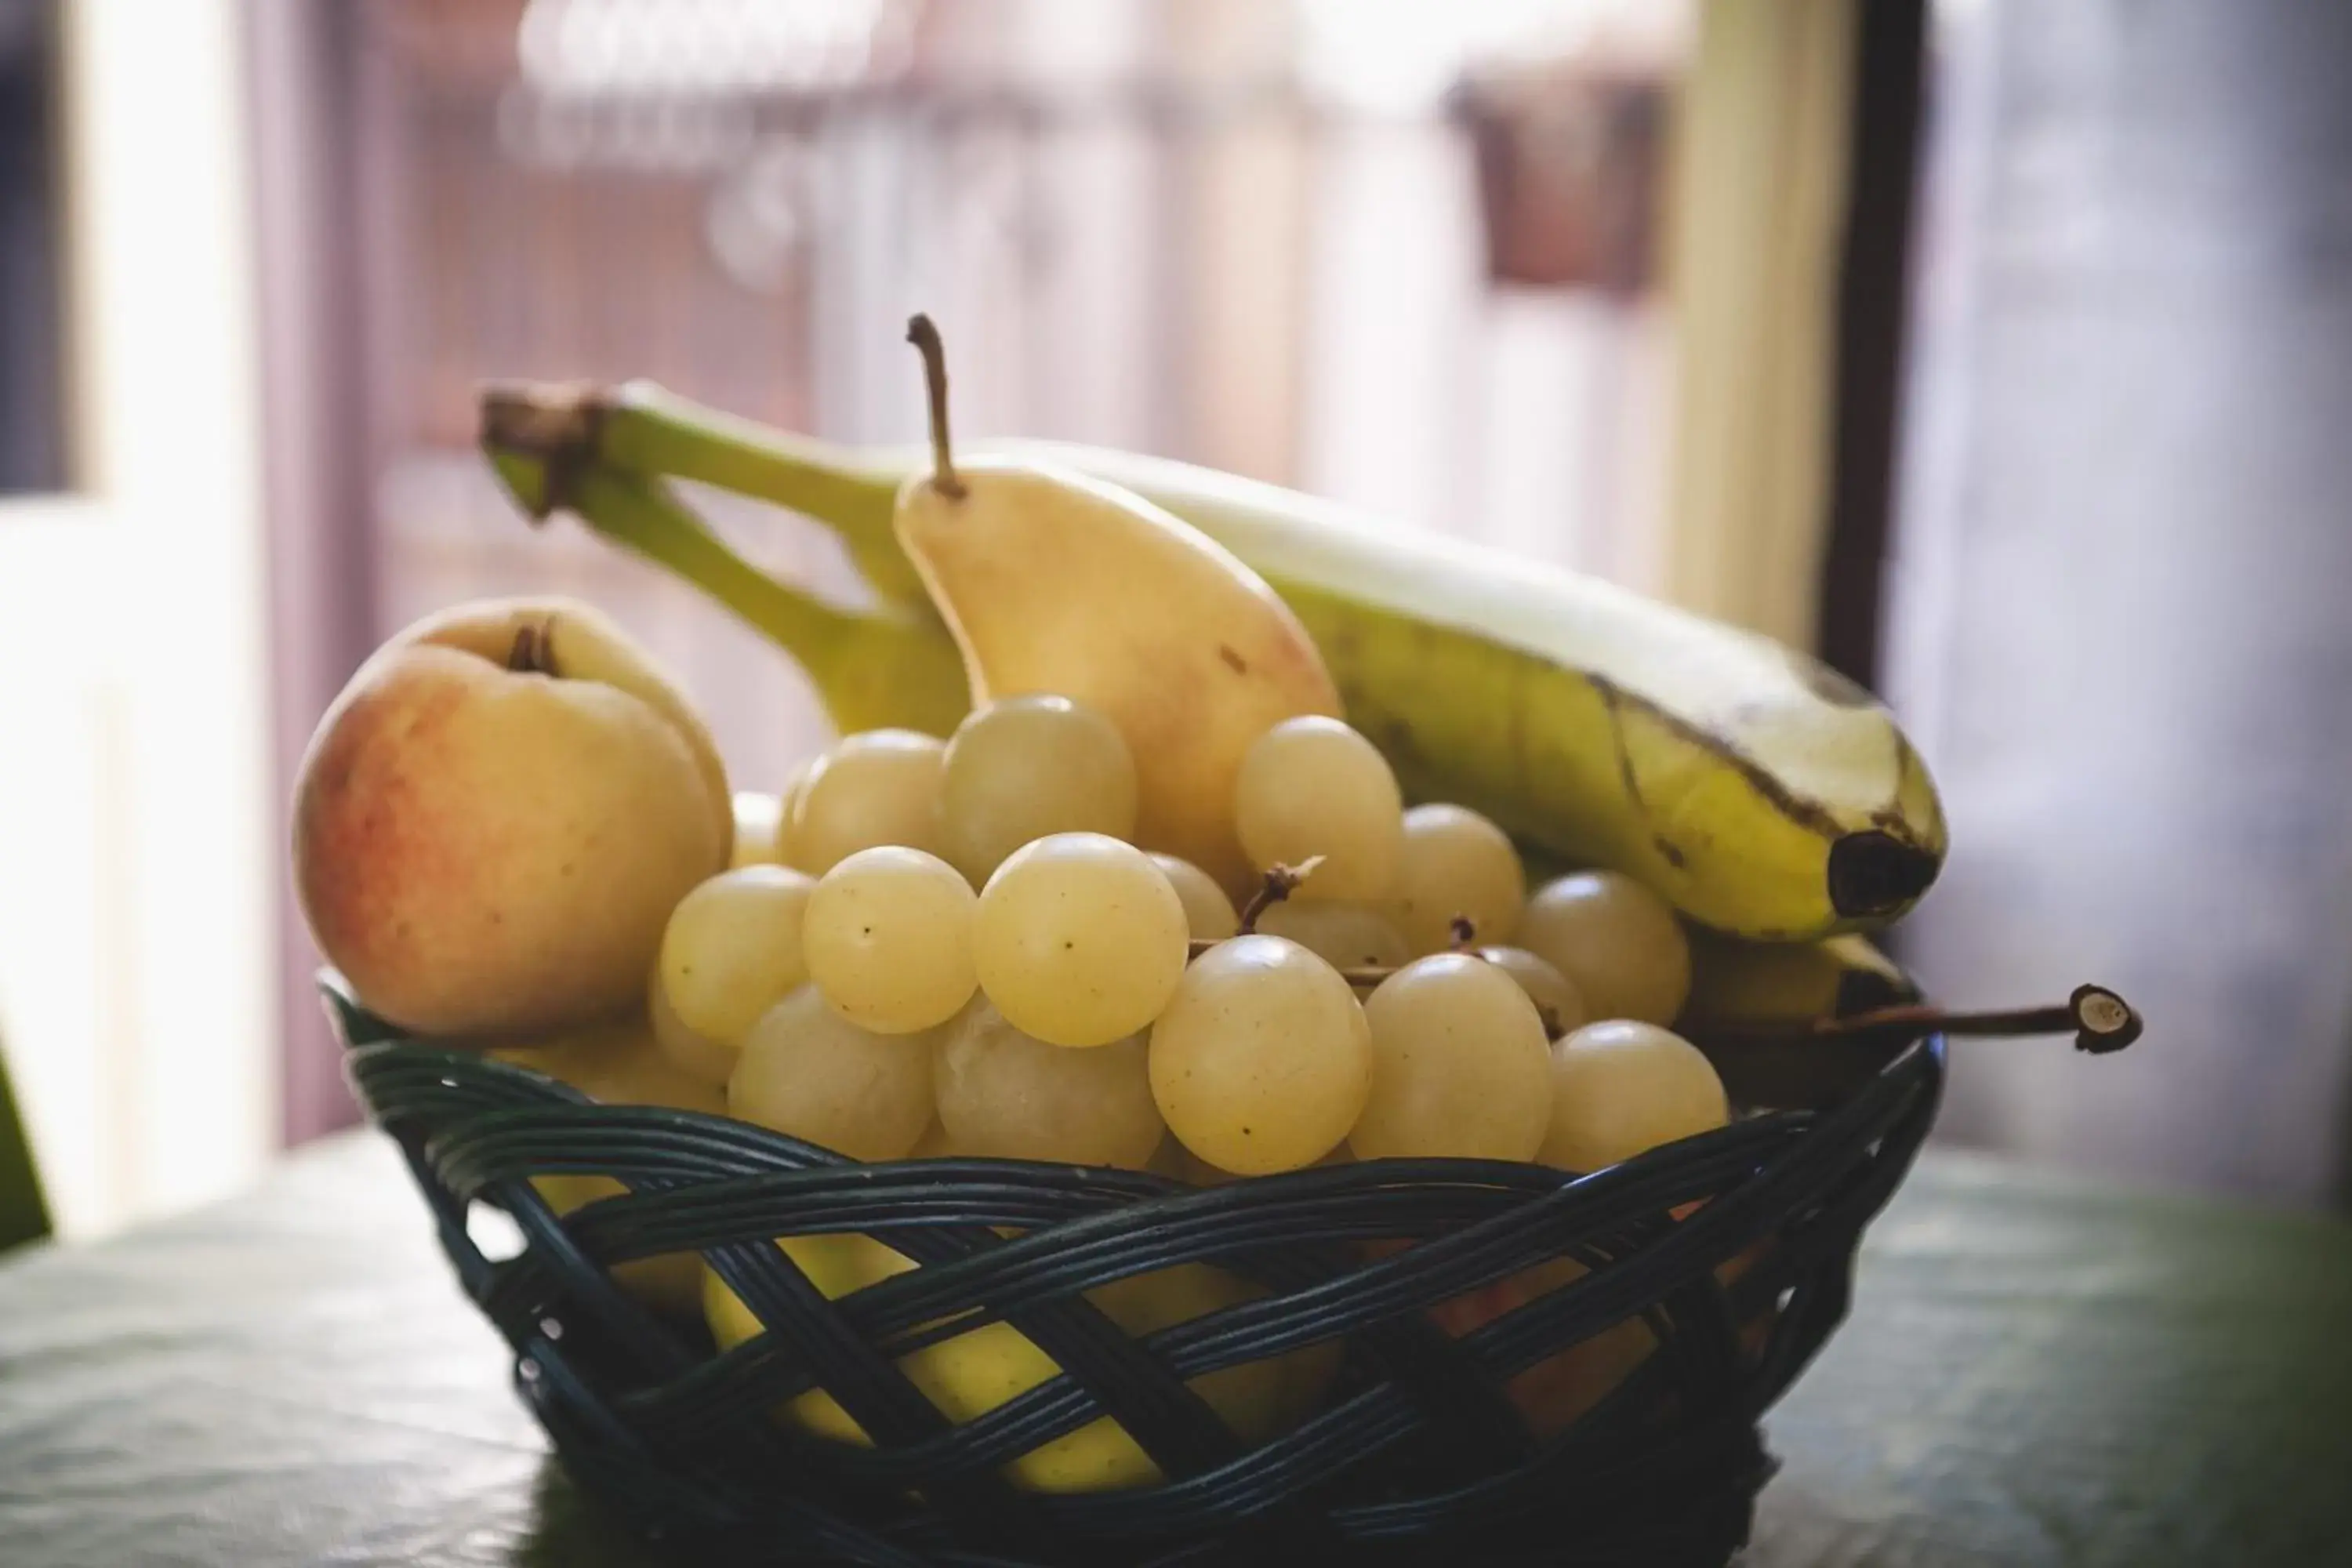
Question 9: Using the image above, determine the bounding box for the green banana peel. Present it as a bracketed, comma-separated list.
[485, 433, 967, 738]
[480, 382, 1944, 939]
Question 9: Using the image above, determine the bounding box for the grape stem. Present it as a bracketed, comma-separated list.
[1185, 935, 1395, 988]
[1233, 858, 1323, 935]
[1706, 983, 2142, 1056]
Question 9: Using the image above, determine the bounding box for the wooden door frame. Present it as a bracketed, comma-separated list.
[1815, 0, 1929, 688]
[243, 0, 385, 1145]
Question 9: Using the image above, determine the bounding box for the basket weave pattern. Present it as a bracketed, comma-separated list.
[333, 987, 1942, 1568]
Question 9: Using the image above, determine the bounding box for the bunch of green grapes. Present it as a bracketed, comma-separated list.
[591, 692, 1757, 1481]
[647, 694, 1727, 1185]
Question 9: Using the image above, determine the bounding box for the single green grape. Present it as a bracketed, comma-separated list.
[728, 985, 941, 1160]
[1388, 803, 1526, 953]
[783, 729, 946, 873]
[934, 1000, 1163, 1167]
[1232, 717, 1403, 901]
[730, 789, 786, 869]
[940, 694, 1139, 884]
[648, 959, 737, 1087]
[1350, 953, 1552, 1161]
[1517, 870, 1692, 1025]
[1476, 946, 1588, 1040]
[1149, 935, 1370, 1174]
[657, 865, 815, 1044]
[975, 833, 1189, 1047]
[803, 846, 977, 1034]
[1539, 1019, 1727, 1173]
[1150, 853, 1240, 942]
[1253, 900, 1411, 973]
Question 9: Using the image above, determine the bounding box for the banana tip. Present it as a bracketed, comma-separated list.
[1827, 831, 1942, 920]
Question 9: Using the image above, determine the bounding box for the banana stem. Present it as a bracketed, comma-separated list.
[603, 385, 901, 534]
[556, 461, 862, 675]
[481, 379, 912, 595]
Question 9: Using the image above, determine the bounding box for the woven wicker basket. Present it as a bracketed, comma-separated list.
[328, 975, 1944, 1568]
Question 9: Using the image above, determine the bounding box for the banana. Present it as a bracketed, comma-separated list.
[482, 383, 1944, 939]
[485, 446, 968, 739]
[1680, 931, 1919, 1031]
[1677, 933, 1923, 1112]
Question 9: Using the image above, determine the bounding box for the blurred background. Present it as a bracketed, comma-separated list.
[4, 0, 2350, 1236]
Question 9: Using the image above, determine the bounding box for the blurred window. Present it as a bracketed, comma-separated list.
[343, 0, 1689, 793]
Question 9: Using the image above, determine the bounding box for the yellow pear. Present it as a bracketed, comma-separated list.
[892, 317, 1339, 891]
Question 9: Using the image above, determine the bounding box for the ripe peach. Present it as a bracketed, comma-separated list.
[296, 597, 728, 1037]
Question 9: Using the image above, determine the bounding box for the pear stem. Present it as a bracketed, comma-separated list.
[905, 314, 965, 499]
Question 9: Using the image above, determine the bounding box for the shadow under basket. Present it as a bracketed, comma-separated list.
[328, 977, 1944, 1568]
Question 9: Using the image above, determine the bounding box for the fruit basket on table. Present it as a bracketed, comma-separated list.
[310, 319, 2134, 1566]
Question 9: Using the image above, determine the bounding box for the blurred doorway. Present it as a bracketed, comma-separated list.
[0, 0, 274, 1236]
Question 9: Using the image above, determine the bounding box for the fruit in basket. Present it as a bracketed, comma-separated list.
[1006, 447, 1946, 939]
[1517, 870, 1692, 1027]
[1149, 935, 1371, 1174]
[771, 756, 819, 864]
[483, 381, 1946, 938]
[781, 728, 948, 874]
[1387, 803, 1526, 954]
[729, 790, 786, 868]
[1149, 853, 1240, 942]
[728, 985, 940, 1161]
[802, 847, 978, 1034]
[974, 833, 1189, 1048]
[657, 866, 815, 1047]
[1538, 1021, 1729, 1174]
[488, 1007, 724, 1318]
[1252, 900, 1412, 974]
[891, 318, 1340, 890]
[704, 1240, 1308, 1493]
[1233, 717, 1403, 902]
[294, 596, 730, 1037]
[1351, 953, 1552, 1162]
[1679, 930, 1915, 1029]
[933, 1001, 1163, 1169]
[1472, 946, 1586, 1040]
[905, 1117, 958, 1158]
[394, 598, 731, 842]
[1421, 1255, 1658, 1436]
[940, 694, 1140, 884]
[647, 959, 735, 1087]
[489, 1005, 727, 1112]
